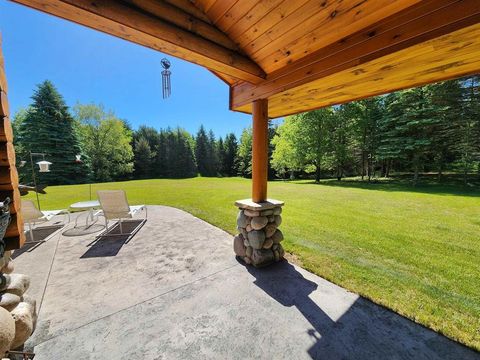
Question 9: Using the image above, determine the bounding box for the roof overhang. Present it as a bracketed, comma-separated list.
[9, 0, 480, 118]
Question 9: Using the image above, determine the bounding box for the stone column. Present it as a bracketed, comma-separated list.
[234, 199, 285, 267]
[0, 251, 37, 356]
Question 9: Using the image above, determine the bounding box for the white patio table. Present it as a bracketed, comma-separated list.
[62, 200, 104, 236]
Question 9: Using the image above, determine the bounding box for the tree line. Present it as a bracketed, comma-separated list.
[12, 76, 480, 186]
[12, 80, 243, 185]
[272, 75, 480, 184]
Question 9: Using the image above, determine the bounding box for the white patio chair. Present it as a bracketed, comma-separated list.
[21, 199, 69, 243]
[96, 190, 147, 240]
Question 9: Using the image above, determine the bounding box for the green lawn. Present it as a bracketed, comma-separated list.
[25, 177, 480, 350]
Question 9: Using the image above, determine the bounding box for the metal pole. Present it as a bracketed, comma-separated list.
[29, 151, 41, 211]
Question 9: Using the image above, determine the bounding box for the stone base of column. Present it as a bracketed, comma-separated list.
[234, 199, 285, 267]
[0, 250, 37, 356]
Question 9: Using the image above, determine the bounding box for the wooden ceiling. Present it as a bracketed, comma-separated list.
[10, 0, 480, 118]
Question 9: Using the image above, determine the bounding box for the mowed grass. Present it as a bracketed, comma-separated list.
[25, 177, 480, 350]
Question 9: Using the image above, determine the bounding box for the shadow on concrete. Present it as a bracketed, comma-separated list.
[12, 225, 64, 260]
[80, 235, 129, 258]
[246, 261, 479, 360]
[80, 220, 145, 258]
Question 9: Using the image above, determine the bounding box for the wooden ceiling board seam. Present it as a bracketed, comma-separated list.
[247, 0, 346, 61]
[216, 0, 258, 32]
[246, 0, 340, 59]
[206, 0, 239, 25]
[253, 0, 456, 81]
[235, 0, 311, 50]
[253, 0, 422, 72]
[224, 0, 283, 42]
[164, 0, 213, 24]
[193, 0, 216, 13]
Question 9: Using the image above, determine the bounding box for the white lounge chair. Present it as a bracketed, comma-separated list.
[21, 199, 69, 243]
[96, 190, 147, 240]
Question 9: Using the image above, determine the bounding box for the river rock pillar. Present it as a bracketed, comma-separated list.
[234, 99, 285, 267]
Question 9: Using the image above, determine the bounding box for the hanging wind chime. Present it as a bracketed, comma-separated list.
[161, 58, 172, 99]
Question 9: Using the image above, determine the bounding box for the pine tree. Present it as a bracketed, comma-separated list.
[429, 79, 462, 181]
[223, 133, 238, 176]
[17, 81, 89, 185]
[195, 125, 209, 176]
[172, 128, 197, 178]
[387, 88, 437, 184]
[456, 76, 480, 183]
[154, 129, 170, 178]
[133, 137, 154, 179]
[217, 137, 227, 176]
[207, 129, 219, 176]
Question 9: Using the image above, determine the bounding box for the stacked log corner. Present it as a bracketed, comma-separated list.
[234, 199, 285, 267]
[0, 34, 25, 250]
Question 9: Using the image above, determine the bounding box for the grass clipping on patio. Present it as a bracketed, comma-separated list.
[25, 177, 480, 351]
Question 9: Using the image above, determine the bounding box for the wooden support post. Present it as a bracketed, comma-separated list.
[251, 99, 268, 203]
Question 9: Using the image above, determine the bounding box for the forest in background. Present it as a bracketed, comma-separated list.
[12, 76, 480, 186]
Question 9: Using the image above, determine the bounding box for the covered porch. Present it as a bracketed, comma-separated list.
[12, 206, 478, 359]
[0, 0, 479, 357]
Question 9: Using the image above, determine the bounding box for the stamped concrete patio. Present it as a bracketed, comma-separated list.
[12, 206, 478, 359]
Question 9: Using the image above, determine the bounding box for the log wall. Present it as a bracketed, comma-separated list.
[0, 34, 25, 250]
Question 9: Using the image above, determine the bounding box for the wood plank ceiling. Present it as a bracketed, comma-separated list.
[9, 0, 480, 118]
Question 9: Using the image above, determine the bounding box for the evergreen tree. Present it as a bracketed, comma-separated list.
[134, 125, 159, 150]
[223, 133, 238, 176]
[16, 81, 89, 185]
[429, 79, 462, 180]
[155, 129, 169, 178]
[456, 76, 480, 183]
[171, 128, 197, 178]
[133, 126, 159, 179]
[377, 92, 405, 176]
[207, 129, 219, 176]
[195, 125, 209, 176]
[217, 137, 227, 176]
[378, 88, 437, 184]
[133, 137, 154, 179]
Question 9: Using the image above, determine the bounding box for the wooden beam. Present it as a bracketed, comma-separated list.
[125, 0, 239, 51]
[164, 0, 213, 24]
[231, 0, 480, 108]
[12, 0, 265, 83]
[251, 99, 268, 203]
[257, 23, 480, 118]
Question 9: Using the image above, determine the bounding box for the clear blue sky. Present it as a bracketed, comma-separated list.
[0, 1, 264, 138]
